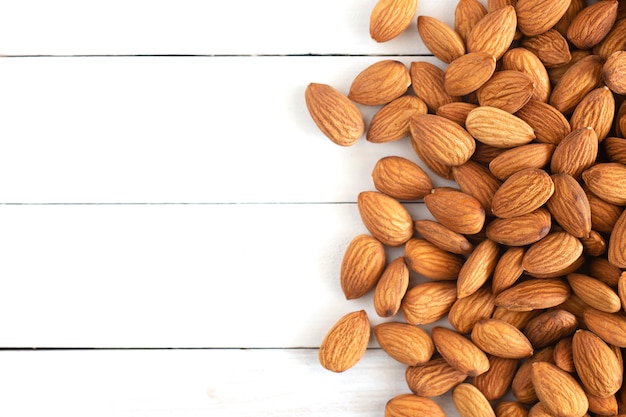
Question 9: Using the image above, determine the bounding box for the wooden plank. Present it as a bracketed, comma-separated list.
[0, 0, 460, 56]
[0, 56, 453, 203]
[0, 349, 463, 417]
[0, 203, 438, 348]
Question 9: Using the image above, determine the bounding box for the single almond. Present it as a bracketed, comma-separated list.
[550, 127, 599, 181]
[372, 156, 433, 200]
[424, 187, 486, 235]
[466, 5, 517, 60]
[582, 162, 626, 206]
[455, 0, 488, 41]
[589, 256, 623, 287]
[514, 99, 571, 145]
[568, 273, 621, 313]
[531, 361, 589, 417]
[436, 102, 478, 126]
[414, 219, 473, 255]
[604, 136, 626, 165]
[585, 184, 624, 234]
[521, 29, 571, 68]
[570, 86, 615, 142]
[549, 54, 605, 115]
[404, 238, 464, 280]
[444, 52, 497, 96]
[572, 329, 623, 398]
[491, 168, 554, 219]
[516, 0, 572, 36]
[523, 309, 578, 350]
[546, 173, 592, 239]
[449, 285, 497, 334]
[432, 327, 490, 377]
[319, 310, 370, 373]
[304, 83, 364, 146]
[603, 50, 626, 95]
[417, 15, 466, 64]
[406, 357, 468, 397]
[489, 143, 554, 181]
[373, 256, 409, 317]
[476, 70, 534, 113]
[486, 208, 552, 246]
[473, 355, 518, 401]
[583, 308, 626, 348]
[453, 160, 502, 214]
[492, 246, 525, 294]
[594, 18, 626, 60]
[348, 60, 411, 106]
[553, 337, 575, 373]
[340, 234, 386, 300]
[457, 239, 500, 299]
[581, 229, 606, 257]
[502, 48, 551, 103]
[369, 0, 418, 43]
[409, 114, 476, 167]
[466, 106, 536, 149]
[357, 191, 414, 247]
[409, 133, 455, 180]
[410, 61, 461, 112]
[367, 95, 428, 143]
[522, 231, 583, 277]
[608, 209, 626, 268]
[471, 318, 534, 359]
[495, 278, 570, 312]
[373, 321, 434, 366]
[384, 394, 446, 417]
[453, 383, 496, 417]
[567, 0, 618, 50]
[586, 393, 619, 417]
[401, 281, 458, 325]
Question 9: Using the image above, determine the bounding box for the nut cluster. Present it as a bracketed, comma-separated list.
[306, 0, 626, 416]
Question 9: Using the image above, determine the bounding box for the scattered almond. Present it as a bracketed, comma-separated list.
[369, 0, 419, 43]
[319, 310, 371, 372]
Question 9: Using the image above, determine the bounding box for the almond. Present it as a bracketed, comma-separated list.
[432, 326, 490, 377]
[453, 383, 496, 417]
[546, 173, 592, 239]
[476, 70, 534, 113]
[367, 95, 428, 143]
[413, 219, 473, 255]
[357, 191, 414, 247]
[522, 231, 583, 277]
[603, 50, 626, 95]
[523, 309, 578, 349]
[340, 234, 386, 300]
[604, 136, 626, 164]
[567, 0, 618, 50]
[583, 308, 626, 348]
[471, 318, 534, 359]
[521, 29, 571, 68]
[572, 329, 623, 398]
[502, 48, 551, 103]
[404, 238, 465, 280]
[594, 18, 626, 60]
[406, 357, 468, 397]
[304, 82, 364, 146]
[319, 310, 370, 372]
[511, 346, 555, 404]
[568, 273, 621, 313]
[457, 239, 500, 299]
[554, 0, 585, 37]
[466, 5, 517, 60]
[486, 209, 551, 246]
[516, 0, 572, 36]
[608, 209, 626, 268]
[349, 60, 411, 106]
[453, 160, 502, 214]
[369, 0, 418, 43]
[589, 256, 623, 287]
[444, 52, 497, 97]
[557, 294, 589, 325]
[570, 86, 615, 142]
[417, 15, 466, 64]
[547, 49, 591, 86]
[495, 278, 570, 312]
[466, 106, 536, 149]
[401, 281, 458, 325]
[491, 168, 553, 219]
[473, 355, 519, 401]
[514, 99, 571, 145]
[424, 187, 486, 235]
[495, 401, 529, 417]
[409, 134, 455, 180]
[492, 307, 540, 330]
[410, 61, 461, 112]
[455, 0, 488, 41]
[553, 337, 575, 373]
[582, 162, 626, 206]
[550, 127, 599, 181]
[373, 321, 434, 366]
[531, 361, 589, 417]
[527, 253, 586, 280]
[585, 185, 624, 234]
[489, 143, 554, 180]
[409, 114, 476, 167]
[373, 256, 409, 317]
[549, 54, 605, 115]
[436, 102, 478, 126]
[586, 393, 618, 417]
[449, 285, 497, 334]
[371, 156, 433, 200]
[619, 271, 626, 311]
[492, 246, 525, 294]
[384, 394, 446, 417]
[472, 142, 509, 165]
[581, 230, 606, 257]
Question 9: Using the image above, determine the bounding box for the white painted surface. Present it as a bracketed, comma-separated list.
[0, 0, 474, 415]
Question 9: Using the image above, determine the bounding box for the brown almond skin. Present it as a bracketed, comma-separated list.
[406, 357, 468, 397]
[589, 257, 623, 287]
[414, 219, 473, 255]
[572, 329, 623, 398]
[401, 281, 458, 325]
[492, 247, 525, 294]
[357, 191, 414, 247]
[581, 230, 606, 257]
[432, 327, 490, 377]
[514, 99, 571, 145]
[594, 18, 626, 60]
[582, 163, 626, 206]
[404, 238, 465, 280]
[583, 309, 626, 348]
[473, 355, 518, 401]
[372, 156, 433, 201]
[521, 29, 571, 68]
[444, 52, 497, 96]
[486, 208, 551, 247]
[466, 106, 536, 149]
[476, 70, 534, 113]
[531, 361, 589, 417]
[522, 231, 583, 277]
[449, 286, 497, 334]
[502, 48, 551, 103]
[410, 61, 461, 112]
[609, 209, 626, 268]
[466, 5, 517, 60]
[457, 239, 500, 299]
[409, 134, 454, 180]
[567, 0, 618, 50]
[491, 168, 554, 219]
[585, 185, 624, 235]
[553, 337, 575, 373]
[373, 257, 409, 317]
[340, 234, 386, 300]
[604, 137, 626, 165]
[516, 0, 571, 36]
[489, 143, 555, 181]
[417, 15, 466, 64]
[548, 49, 591, 86]
[492, 307, 540, 330]
[551, 127, 598, 181]
[570, 86, 615, 142]
[409, 114, 476, 167]
[568, 273, 621, 313]
[586, 393, 618, 417]
[369, 0, 418, 43]
[373, 321, 434, 366]
[367, 95, 428, 143]
[495, 401, 529, 417]
[495, 278, 570, 312]
[384, 394, 446, 417]
[549, 54, 605, 115]
[424, 188, 486, 235]
[349, 60, 411, 106]
[304, 83, 364, 146]
[604, 50, 626, 95]
[453, 161, 502, 214]
[455, 0, 488, 41]
[471, 318, 534, 359]
[436, 102, 478, 126]
[453, 383, 496, 417]
[546, 173, 592, 239]
[511, 346, 555, 404]
[319, 310, 370, 373]
[523, 309, 578, 350]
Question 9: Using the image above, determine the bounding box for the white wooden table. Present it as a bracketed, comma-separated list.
[0, 1, 463, 415]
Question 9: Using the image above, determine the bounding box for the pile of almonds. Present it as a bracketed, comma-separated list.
[306, 0, 626, 416]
